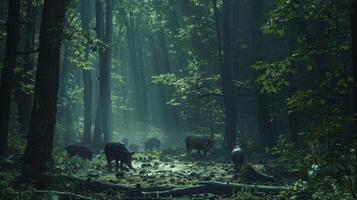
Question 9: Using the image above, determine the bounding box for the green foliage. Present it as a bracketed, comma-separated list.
[269, 135, 356, 199]
[259, 1, 356, 198]
[253, 59, 294, 93]
[0, 170, 39, 200]
[152, 61, 223, 126]
[15, 70, 35, 95]
[54, 147, 89, 175]
[7, 135, 25, 155]
[64, 8, 104, 70]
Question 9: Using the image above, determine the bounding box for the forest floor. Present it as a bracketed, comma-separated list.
[0, 147, 299, 200]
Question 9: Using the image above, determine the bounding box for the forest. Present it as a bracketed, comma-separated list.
[0, 0, 356, 199]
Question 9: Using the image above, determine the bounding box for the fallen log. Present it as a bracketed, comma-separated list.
[141, 186, 175, 192]
[142, 181, 287, 197]
[57, 175, 136, 193]
[22, 190, 93, 200]
[199, 181, 287, 194]
[48, 175, 286, 198]
[142, 185, 211, 197]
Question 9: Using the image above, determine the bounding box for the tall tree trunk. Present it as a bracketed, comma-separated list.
[102, 0, 113, 143]
[59, 44, 74, 144]
[21, 0, 67, 179]
[93, 0, 105, 145]
[214, 0, 238, 153]
[0, 0, 21, 158]
[231, 0, 240, 78]
[14, 0, 37, 135]
[157, 31, 181, 140]
[93, 97, 103, 147]
[251, 0, 275, 148]
[351, 0, 357, 189]
[122, 13, 146, 124]
[149, 35, 165, 128]
[135, 19, 149, 124]
[352, 0, 357, 123]
[81, 0, 93, 145]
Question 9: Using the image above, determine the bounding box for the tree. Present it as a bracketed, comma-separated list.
[103, 0, 113, 143]
[0, 0, 21, 158]
[13, 0, 37, 136]
[352, 0, 357, 188]
[93, 0, 113, 145]
[122, 11, 148, 124]
[214, 0, 238, 153]
[352, 0, 357, 138]
[251, 0, 275, 148]
[93, 0, 105, 146]
[59, 43, 75, 144]
[21, 0, 67, 179]
[81, 0, 93, 145]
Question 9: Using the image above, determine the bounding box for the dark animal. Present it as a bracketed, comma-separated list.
[122, 138, 129, 147]
[231, 146, 244, 171]
[185, 135, 214, 156]
[129, 143, 139, 152]
[65, 144, 93, 160]
[105, 142, 134, 171]
[144, 138, 161, 151]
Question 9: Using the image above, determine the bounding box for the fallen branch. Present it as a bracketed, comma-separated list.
[199, 181, 287, 194]
[22, 190, 93, 200]
[142, 185, 211, 197]
[49, 175, 286, 198]
[142, 181, 286, 197]
[57, 175, 136, 192]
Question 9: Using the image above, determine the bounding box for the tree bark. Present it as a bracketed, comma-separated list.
[351, 0, 357, 190]
[135, 19, 149, 124]
[251, 0, 275, 148]
[93, 96, 103, 147]
[0, 0, 21, 158]
[59, 44, 75, 144]
[21, 0, 67, 179]
[14, 0, 37, 135]
[122, 12, 147, 124]
[214, 0, 238, 153]
[156, 30, 181, 138]
[81, 0, 93, 145]
[93, 0, 105, 145]
[102, 0, 113, 143]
